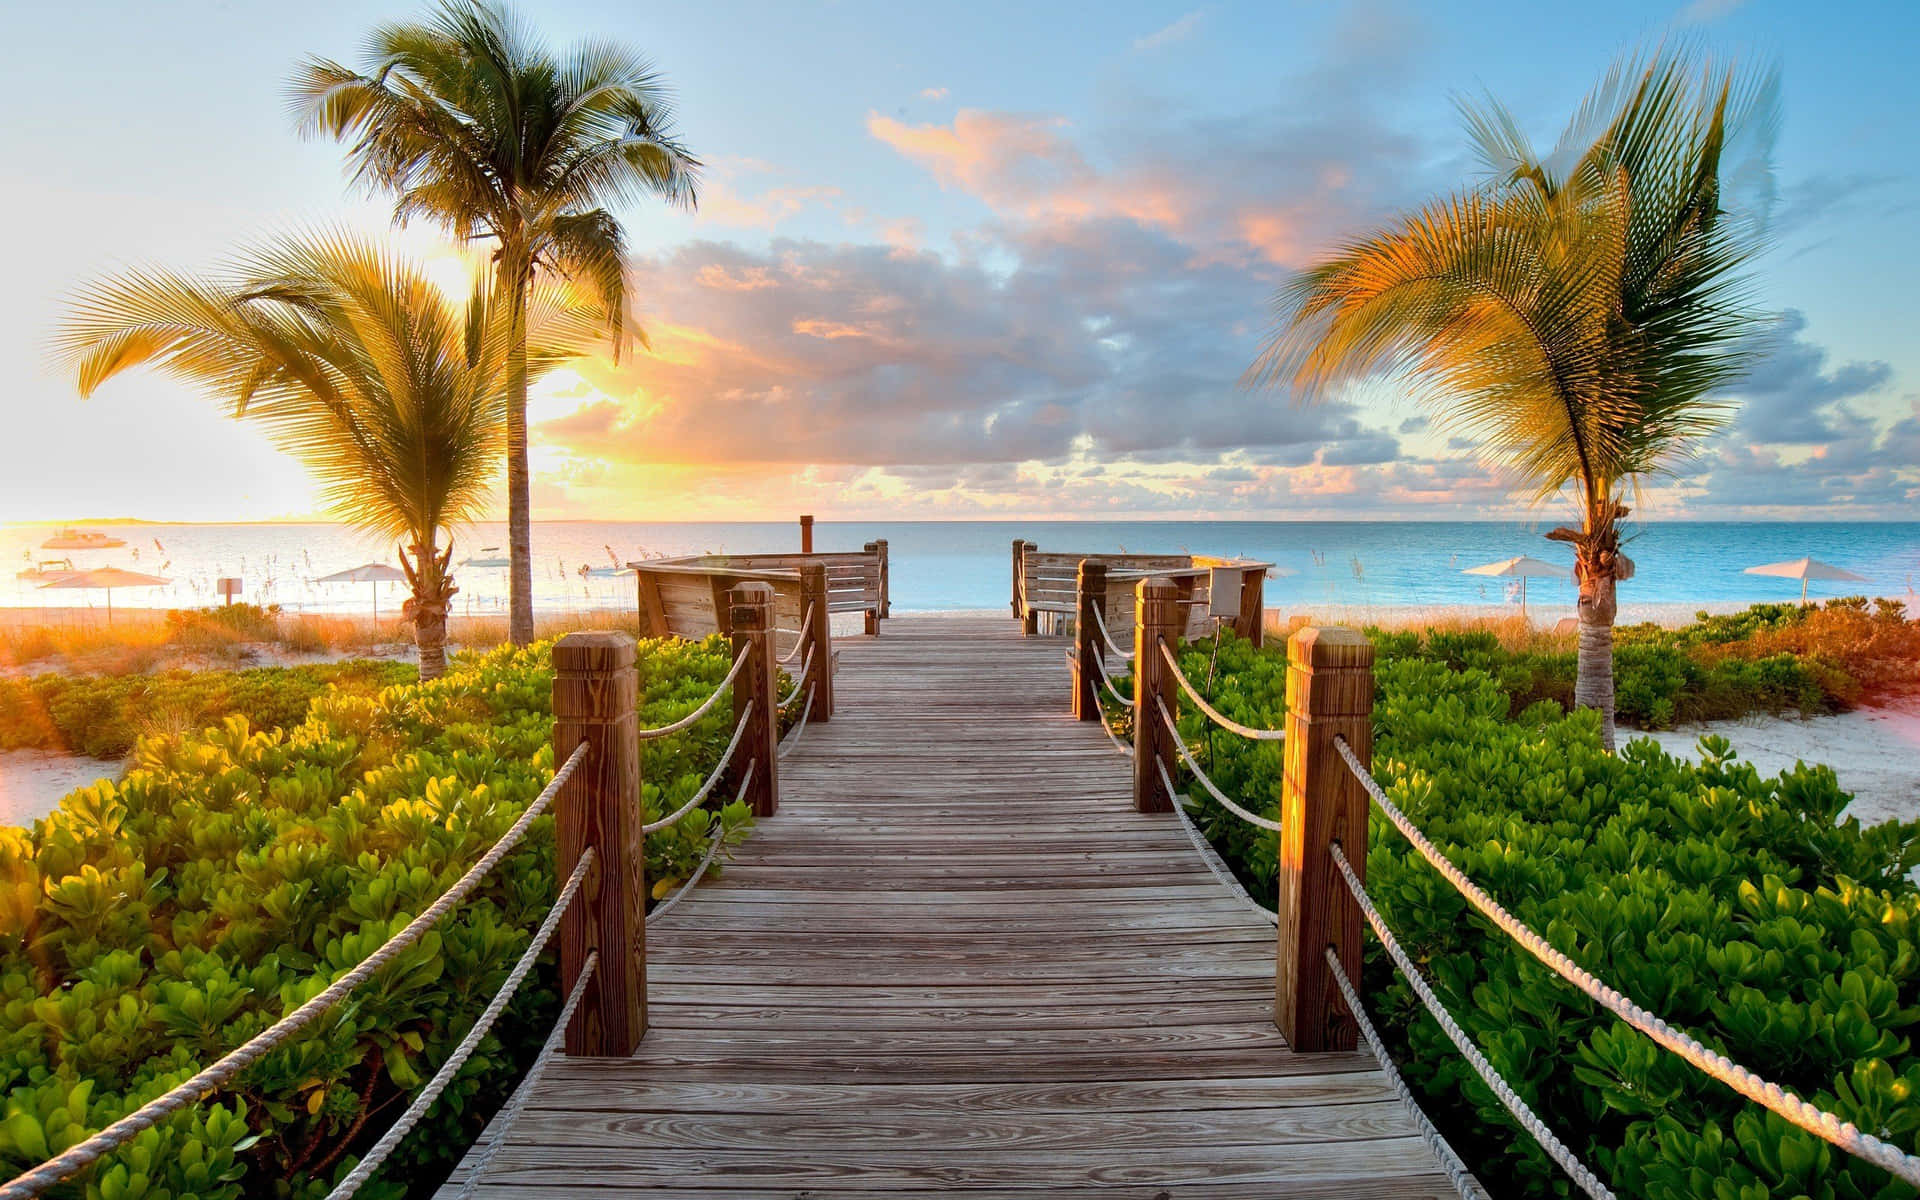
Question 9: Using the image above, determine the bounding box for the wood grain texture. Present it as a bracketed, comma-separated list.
[552, 632, 645, 1056]
[1277, 626, 1375, 1053]
[445, 616, 1458, 1196]
[727, 583, 779, 817]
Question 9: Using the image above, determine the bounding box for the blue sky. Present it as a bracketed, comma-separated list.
[2, 0, 1915, 521]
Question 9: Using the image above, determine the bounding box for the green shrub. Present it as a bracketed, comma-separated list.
[1161, 631, 1920, 1199]
[0, 661, 417, 760]
[0, 634, 752, 1197]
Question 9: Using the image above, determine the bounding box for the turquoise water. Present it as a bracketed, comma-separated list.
[5, 520, 1917, 615]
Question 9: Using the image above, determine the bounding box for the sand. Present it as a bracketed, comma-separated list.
[1639, 702, 1920, 828]
[0, 750, 114, 828]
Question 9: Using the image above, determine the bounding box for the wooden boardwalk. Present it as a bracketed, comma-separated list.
[444, 615, 1461, 1197]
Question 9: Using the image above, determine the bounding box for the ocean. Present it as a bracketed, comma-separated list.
[5, 520, 1918, 619]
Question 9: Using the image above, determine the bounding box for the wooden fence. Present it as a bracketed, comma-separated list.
[633, 544, 888, 637]
[1011, 540, 1272, 645]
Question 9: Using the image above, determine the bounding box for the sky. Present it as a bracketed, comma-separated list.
[1, 0, 1916, 524]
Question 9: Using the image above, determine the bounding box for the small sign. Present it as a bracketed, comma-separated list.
[216, 577, 243, 604]
[1208, 567, 1243, 619]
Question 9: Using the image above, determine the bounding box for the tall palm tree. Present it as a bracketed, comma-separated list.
[1250, 49, 1778, 750]
[56, 235, 602, 677]
[291, 1, 700, 646]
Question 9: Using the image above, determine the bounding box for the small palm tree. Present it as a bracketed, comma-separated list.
[57, 235, 601, 677]
[1251, 49, 1778, 750]
[291, 0, 700, 646]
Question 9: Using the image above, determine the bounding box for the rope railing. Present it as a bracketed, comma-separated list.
[641, 702, 755, 834]
[0, 740, 593, 1200]
[1328, 843, 1615, 1200]
[1152, 695, 1281, 832]
[1331, 735, 1920, 1191]
[780, 645, 814, 708]
[776, 604, 816, 663]
[1147, 758, 1485, 1200]
[1089, 641, 1135, 708]
[777, 690, 815, 759]
[1095, 700, 1134, 758]
[1087, 601, 1129, 659]
[637, 646, 752, 741]
[326, 849, 596, 1198]
[447, 949, 598, 1200]
[646, 771, 743, 926]
[1157, 641, 1284, 741]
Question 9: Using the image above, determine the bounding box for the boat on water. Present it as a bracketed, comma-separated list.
[16, 558, 79, 583]
[460, 545, 511, 568]
[41, 528, 127, 550]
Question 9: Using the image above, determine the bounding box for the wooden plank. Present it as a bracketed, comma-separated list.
[442, 614, 1464, 1196]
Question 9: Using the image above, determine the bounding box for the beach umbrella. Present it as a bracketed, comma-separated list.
[314, 562, 407, 621]
[37, 566, 171, 623]
[1461, 555, 1570, 616]
[1742, 556, 1869, 604]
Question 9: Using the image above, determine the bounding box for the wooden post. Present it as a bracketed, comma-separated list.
[799, 514, 814, 554]
[1011, 539, 1030, 620]
[728, 582, 780, 817]
[874, 538, 890, 618]
[863, 541, 881, 634]
[1238, 568, 1266, 648]
[552, 632, 645, 1056]
[1276, 626, 1375, 1052]
[798, 563, 835, 722]
[1073, 559, 1108, 721]
[1131, 579, 1180, 813]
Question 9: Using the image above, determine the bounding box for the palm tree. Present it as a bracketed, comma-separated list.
[57, 235, 602, 678]
[291, 0, 700, 646]
[1250, 49, 1778, 750]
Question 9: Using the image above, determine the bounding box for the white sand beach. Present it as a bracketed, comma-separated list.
[0, 750, 113, 828]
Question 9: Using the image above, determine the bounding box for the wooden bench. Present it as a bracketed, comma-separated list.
[1010, 541, 1273, 645]
[634, 546, 888, 637]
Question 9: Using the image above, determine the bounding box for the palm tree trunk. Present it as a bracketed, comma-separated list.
[1574, 569, 1617, 752]
[501, 250, 535, 647]
[402, 539, 455, 681]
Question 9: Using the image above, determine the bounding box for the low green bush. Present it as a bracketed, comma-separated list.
[0, 661, 417, 760]
[1156, 631, 1920, 1199]
[0, 634, 752, 1197]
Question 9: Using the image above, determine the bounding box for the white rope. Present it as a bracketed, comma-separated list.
[326, 849, 595, 1198]
[647, 818, 732, 925]
[1329, 843, 1616, 1200]
[1323, 947, 1497, 1200]
[1153, 694, 1282, 833]
[450, 950, 598, 1199]
[1154, 758, 1274, 922]
[640, 702, 755, 834]
[1088, 602, 1130, 658]
[636, 646, 751, 741]
[780, 645, 814, 707]
[1158, 641, 1284, 741]
[778, 606, 814, 663]
[0, 740, 592, 1200]
[1333, 736, 1920, 1190]
[1090, 643, 1136, 708]
[777, 690, 815, 759]
[1095, 700, 1134, 758]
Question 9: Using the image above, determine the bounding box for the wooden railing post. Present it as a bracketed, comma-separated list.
[874, 538, 890, 619]
[1073, 559, 1108, 721]
[1131, 579, 1180, 813]
[799, 514, 814, 554]
[1011, 539, 1030, 622]
[552, 632, 644, 1056]
[1276, 626, 1375, 1052]
[1237, 568, 1266, 648]
[728, 582, 780, 817]
[798, 563, 835, 723]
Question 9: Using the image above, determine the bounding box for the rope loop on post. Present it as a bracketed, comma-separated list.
[1331, 735, 1920, 1191]
[637, 646, 752, 740]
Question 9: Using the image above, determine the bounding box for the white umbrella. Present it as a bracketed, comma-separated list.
[1462, 555, 1570, 616]
[38, 566, 171, 623]
[315, 562, 407, 620]
[1742, 556, 1869, 604]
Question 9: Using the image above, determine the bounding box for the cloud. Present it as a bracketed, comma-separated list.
[919, 87, 950, 100]
[1730, 310, 1894, 444]
[1135, 10, 1203, 51]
